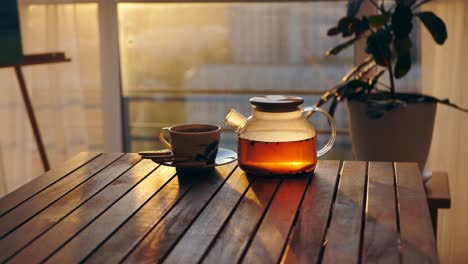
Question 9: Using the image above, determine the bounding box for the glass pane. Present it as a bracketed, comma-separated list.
[118, 2, 354, 158]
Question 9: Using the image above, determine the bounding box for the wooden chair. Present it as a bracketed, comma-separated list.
[0, 52, 70, 172]
[425, 171, 451, 236]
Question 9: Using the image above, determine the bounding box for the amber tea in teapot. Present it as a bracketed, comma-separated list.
[238, 137, 317, 175]
[225, 95, 336, 176]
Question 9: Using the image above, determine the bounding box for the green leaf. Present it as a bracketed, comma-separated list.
[392, 4, 413, 39]
[346, 79, 367, 89]
[394, 37, 413, 54]
[341, 80, 369, 101]
[365, 29, 392, 66]
[326, 37, 358, 56]
[416, 12, 447, 44]
[367, 15, 386, 29]
[394, 52, 412, 78]
[328, 98, 339, 117]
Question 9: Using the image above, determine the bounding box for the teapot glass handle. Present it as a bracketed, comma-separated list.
[302, 106, 337, 157]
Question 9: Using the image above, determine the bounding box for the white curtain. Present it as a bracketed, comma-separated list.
[0, 3, 103, 197]
[422, 0, 468, 263]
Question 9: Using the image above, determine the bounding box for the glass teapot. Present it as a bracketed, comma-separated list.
[224, 95, 336, 175]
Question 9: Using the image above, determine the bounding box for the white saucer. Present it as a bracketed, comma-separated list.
[154, 148, 237, 168]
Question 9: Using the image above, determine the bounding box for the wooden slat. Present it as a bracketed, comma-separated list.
[84, 164, 235, 264]
[0, 153, 123, 238]
[163, 166, 253, 263]
[202, 178, 280, 264]
[425, 171, 451, 209]
[322, 161, 367, 264]
[7, 159, 160, 263]
[281, 160, 341, 263]
[395, 162, 438, 263]
[121, 164, 238, 263]
[241, 176, 310, 263]
[44, 165, 178, 263]
[85, 170, 229, 263]
[3, 158, 440, 263]
[0, 154, 141, 263]
[0, 152, 101, 215]
[363, 162, 399, 263]
[77, 174, 188, 260]
[82, 192, 186, 262]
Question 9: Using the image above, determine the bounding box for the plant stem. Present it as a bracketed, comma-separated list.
[387, 64, 396, 96]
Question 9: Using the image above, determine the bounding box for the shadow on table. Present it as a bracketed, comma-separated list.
[175, 167, 226, 185]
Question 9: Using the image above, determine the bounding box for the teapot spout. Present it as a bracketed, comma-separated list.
[224, 108, 247, 134]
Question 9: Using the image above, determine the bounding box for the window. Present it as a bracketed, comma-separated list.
[119, 2, 361, 159]
[10, 0, 424, 161]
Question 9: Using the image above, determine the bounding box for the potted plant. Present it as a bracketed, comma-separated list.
[317, 0, 468, 171]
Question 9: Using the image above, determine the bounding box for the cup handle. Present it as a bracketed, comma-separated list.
[159, 127, 172, 149]
[303, 106, 337, 157]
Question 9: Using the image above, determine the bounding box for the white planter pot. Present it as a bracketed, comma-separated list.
[347, 100, 437, 170]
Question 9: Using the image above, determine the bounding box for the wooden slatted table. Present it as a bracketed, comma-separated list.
[0, 152, 439, 263]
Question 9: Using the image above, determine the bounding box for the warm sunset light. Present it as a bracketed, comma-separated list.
[1, 0, 467, 263]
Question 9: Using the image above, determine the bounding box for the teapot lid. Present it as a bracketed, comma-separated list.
[249, 95, 304, 112]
